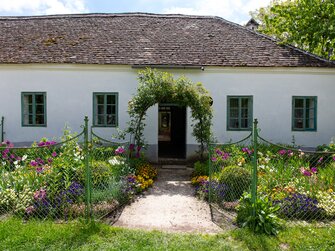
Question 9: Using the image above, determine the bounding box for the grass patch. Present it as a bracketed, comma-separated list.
[1, 217, 335, 250]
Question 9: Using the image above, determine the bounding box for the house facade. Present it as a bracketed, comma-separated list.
[0, 13, 334, 161]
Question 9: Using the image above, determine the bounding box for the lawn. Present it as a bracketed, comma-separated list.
[1, 217, 335, 251]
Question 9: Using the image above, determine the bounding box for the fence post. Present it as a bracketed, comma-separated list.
[1, 116, 4, 142]
[208, 144, 213, 204]
[84, 116, 92, 222]
[251, 119, 258, 219]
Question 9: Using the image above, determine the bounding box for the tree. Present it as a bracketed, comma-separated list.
[252, 0, 335, 60]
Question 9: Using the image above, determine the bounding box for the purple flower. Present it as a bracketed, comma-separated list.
[311, 167, 317, 173]
[303, 170, 312, 176]
[129, 144, 135, 151]
[5, 140, 10, 145]
[211, 157, 217, 162]
[242, 147, 252, 155]
[36, 167, 44, 173]
[10, 154, 15, 159]
[115, 146, 125, 155]
[51, 152, 57, 157]
[215, 149, 223, 156]
[317, 157, 323, 163]
[36, 158, 44, 165]
[3, 148, 10, 154]
[38, 142, 45, 147]
[49, 141, 57, 145]
[30, 160, 38, 166]
[278, 149, 287, 155]
[333, 156, 335, 161]
[48, 158, 53, 163]
[222, 152, 230, 160]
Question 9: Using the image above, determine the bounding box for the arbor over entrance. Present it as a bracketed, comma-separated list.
[127, 68, 213, 157]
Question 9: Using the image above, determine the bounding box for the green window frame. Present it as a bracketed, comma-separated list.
[21, 92, 47, 127]
[292, 96, 317, 131]
[93, 92, 118, 127]
[227, 96, 253, 131]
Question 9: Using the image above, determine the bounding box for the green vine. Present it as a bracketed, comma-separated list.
[127, 68, 213, 157]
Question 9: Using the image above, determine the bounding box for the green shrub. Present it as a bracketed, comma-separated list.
[218, 165, 251, 201]
[193, 161, 209, 176]
[236, 193, 283, 235]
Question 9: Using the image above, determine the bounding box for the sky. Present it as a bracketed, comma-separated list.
[0, 0, 272, 24]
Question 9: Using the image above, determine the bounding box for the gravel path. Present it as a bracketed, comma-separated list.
[113, 167, 223, 234]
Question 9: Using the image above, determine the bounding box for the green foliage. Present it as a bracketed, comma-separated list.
[252, 0, 335, 60]
[193, 161, 209, 176]
[127, 68, 213, 156]
[218, 165, 252, 201]
[236, 193, 283, 235]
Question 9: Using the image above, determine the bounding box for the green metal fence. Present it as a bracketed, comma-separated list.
[209, 119, 335, 226]
[1, 116, 4, 143]
[89, 127, 130, 220]
[0, 126, 86, 220]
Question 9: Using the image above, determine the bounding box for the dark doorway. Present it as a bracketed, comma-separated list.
[158, 104, 186, 158]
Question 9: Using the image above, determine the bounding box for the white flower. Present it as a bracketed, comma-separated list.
[22, 155, 27, 161]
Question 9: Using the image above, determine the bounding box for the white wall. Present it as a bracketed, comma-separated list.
[0, 64, 334, 154]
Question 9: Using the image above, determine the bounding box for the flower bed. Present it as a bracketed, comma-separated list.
[192, 143, 335, 221]
[0, 133, 157, 220]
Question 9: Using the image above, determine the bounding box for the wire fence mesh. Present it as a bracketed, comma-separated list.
[89, 130, 131, 219]
[208, 134, 253, 217]
[0, 129, 86, 220]
[208, 124, 335, 227]
[257, 135, 335, 224]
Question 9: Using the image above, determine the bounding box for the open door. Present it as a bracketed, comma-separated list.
[158, 104, 186, 159]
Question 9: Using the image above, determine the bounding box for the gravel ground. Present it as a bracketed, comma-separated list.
[113, 167, 223, 234]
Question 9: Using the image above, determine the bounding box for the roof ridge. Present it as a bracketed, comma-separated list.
[0, 12, 222, 21]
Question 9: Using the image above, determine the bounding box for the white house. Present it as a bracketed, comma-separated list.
[0, 13, 334, 161]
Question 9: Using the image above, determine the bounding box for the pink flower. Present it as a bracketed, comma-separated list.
[333, 156, 335, 161]
[242, 148, 252, 155]
[36, 167, 44, 173]
[278, 149, 287, 155]
[215, 149, 223, 156]
[311, 167, 318, 173]
[222, 152, 230, 160]
[30, 160, 37, 166]
[115, 146, 125, 155]
[34, 189, 47, 200]
[211, 157, 217, 162]
[317, 157, 323, 163]
[129, 144, 135, 151]
[303, 170, 312, 176]
[25, 206, 35, 214]
[51, 152, 57, 157]
[37, 142, 45, 147]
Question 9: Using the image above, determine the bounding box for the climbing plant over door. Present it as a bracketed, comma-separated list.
[127, 68, 213, 157]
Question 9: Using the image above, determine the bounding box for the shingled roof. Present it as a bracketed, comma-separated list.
[0, 13, 334, 67]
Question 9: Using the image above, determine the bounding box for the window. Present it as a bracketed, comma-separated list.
[21, 92, 46, 126]
[227, 96, 253, 130]
[93, 93, 118, 127]
[292, 96, 317, 131]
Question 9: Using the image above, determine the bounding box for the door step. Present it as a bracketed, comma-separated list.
[161, 164, 186, 169]
[157, 158, 187, 165]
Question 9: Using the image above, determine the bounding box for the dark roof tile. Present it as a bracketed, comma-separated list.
[0, 13, 334, 67]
